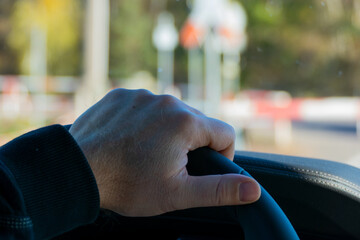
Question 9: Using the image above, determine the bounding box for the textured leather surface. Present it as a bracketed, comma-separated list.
[235, 151, 360, 240]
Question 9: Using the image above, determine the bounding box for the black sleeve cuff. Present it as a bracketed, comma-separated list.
[0, 125, 100, 239]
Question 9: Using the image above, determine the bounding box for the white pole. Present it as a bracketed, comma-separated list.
[188, 48, 203, 111]
[204, 31, 221, 117]
[157, 50, 174, 94]
[30, 26, 47, 124]
[76, 0, 110, 115]
[30, 27, 47, 77]
[223, 52, 241, 95]
[152, 12, 178, 95]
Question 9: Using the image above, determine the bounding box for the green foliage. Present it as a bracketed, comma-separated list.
[109, 1, 156, 79]
[240, 0, 360, 96]
[0, 1, 18, 74]
[2, 0, 360, 97]
[6, 0, 82, 75]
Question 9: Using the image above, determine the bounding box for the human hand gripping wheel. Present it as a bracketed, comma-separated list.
[187, 147, 299, 240]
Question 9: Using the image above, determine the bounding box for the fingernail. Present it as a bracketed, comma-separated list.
[239, 181, 260, 202]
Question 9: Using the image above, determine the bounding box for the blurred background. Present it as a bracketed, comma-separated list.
[1, 0, 360, 168]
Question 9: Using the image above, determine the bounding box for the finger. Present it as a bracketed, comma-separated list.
[172, 174, 261, 210]
[161, 94, 205, 116]
[207, 118, 236, 160]
[190, 117, 236, 160]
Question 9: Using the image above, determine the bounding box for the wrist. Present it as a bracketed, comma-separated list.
[68, 129, 108, 210]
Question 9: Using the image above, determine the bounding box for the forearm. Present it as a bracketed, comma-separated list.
[0, 125, 100, 239]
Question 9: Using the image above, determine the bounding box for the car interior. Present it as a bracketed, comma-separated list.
[1, 1, 360, 239]
[55, 147, 360, 240]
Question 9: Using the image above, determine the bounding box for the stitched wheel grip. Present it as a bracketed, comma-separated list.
[187, 147, 299, 240]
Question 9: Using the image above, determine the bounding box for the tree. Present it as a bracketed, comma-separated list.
[239, 0, 360, 96]
[7, 0, 82, 76]
[0, 0, 19, 74]
[109, 1, 156, 79]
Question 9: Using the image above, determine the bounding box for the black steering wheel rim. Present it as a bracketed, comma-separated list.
[56, 147, 299, 240]
[185, 147, 299, 240]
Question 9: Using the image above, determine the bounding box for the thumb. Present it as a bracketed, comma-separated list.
[173, 174, 261, 210]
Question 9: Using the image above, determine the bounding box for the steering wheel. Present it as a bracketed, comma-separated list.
[56, 147, 299, 240]
[185, 147, 299, 240]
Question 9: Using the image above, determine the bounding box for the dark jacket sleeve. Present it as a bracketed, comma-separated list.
[0, 125, 100, 239]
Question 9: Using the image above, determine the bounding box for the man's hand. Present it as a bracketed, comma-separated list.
[69, 89, 260, 216]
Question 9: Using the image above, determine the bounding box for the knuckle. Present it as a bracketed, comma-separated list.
[214, 176, 237, 205]
[214, 178, 227, 205]
[106, 88, 125, 100]
[136, 88, 153, 96]
[217, 120, 236, 140]
[158, 94, 179, 108]
[133, 89, 154, 104]
[228, 125, 236, 140]
[190, 107, 205, 116]
[175, 111, 198, 130]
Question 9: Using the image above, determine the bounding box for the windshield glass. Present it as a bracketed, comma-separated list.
[1, 0, 359, 168]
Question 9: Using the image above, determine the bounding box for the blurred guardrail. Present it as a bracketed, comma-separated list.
[221, 90, 360, 122]
[0, 75, 79, 122]
[221, 90, 360, 147]
[2, 76, 360, 148]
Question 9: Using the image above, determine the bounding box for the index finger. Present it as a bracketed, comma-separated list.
[189, 116, 236, 161]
